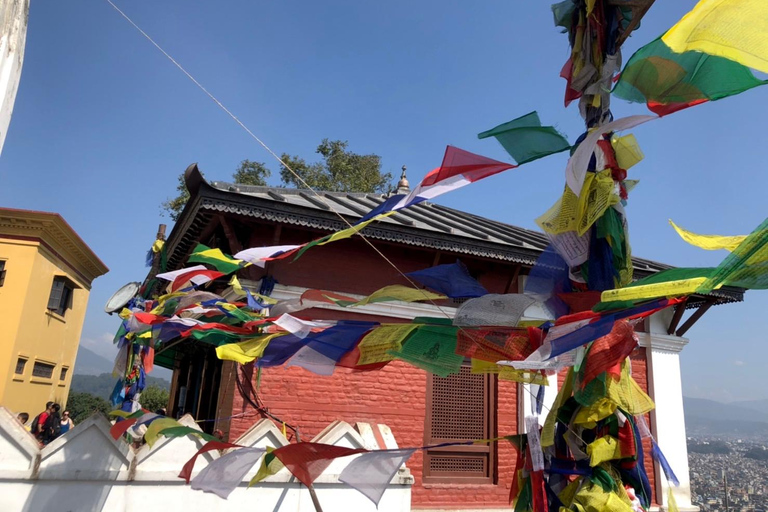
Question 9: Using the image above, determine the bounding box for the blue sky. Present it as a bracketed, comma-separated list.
[1, 1, 764, 402]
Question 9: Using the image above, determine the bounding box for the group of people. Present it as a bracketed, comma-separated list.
[16, 401, 74, 445]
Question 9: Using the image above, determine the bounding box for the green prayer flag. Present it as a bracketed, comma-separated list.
[188, 328, 251, 346]
[388, 324, 462, 377]
[614, 37, 768, 108]
[156, 426, 217, 442]
[478, 111, 571, 165]
[188, 243, 244, 274]
[697, 217, 768, 293]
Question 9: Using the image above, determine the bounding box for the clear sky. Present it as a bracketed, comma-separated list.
[1, 0, 764, 402]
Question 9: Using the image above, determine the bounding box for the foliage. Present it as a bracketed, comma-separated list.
[160, 173, 191, 222]
[160, 140, 391, 218]
[66, 392, 111, 424]
[279, 139, 392, 193]
[745, 447, 768, 461]
[71, 373, 170, 400]
[139, 385, 170, 413]
[232, 159, 270, 186]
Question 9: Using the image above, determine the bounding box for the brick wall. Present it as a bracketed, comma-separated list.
[630, 346, 657, 506]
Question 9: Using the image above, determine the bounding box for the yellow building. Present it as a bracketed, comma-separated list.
[0, 207, 108, 416]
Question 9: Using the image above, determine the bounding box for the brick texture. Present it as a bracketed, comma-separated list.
[630, 346, 657, 506]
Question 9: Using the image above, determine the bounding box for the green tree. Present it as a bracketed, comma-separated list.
[160, 141, 391, 219]
[66, 391, 111, 423]
[279, 139, 392, 193]
[232, 159, 270, 186]
[139, 385, 170, 413]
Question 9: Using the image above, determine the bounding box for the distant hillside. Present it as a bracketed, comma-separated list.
[70, 373, 170, 400]
[732, 399, 768, 416]
[74, 347, 113, 375]
[684, 396, 768, 437]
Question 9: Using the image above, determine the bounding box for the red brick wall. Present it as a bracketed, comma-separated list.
[227, 360, 520, 509]
[630, 346, 657, 506]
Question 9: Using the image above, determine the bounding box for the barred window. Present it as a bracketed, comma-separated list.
[15, 357, 26, 375]
[423, 366, 496, 483]
[32, 361, 55, 379]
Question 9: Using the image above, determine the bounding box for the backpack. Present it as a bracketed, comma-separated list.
[29, 414, 42, 435]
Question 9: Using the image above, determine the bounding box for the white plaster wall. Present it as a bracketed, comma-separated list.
[0, 410, 413, 512]
[0, 0, 28, 156]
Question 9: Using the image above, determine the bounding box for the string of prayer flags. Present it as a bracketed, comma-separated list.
[291, 212, 394, 262]
[179, 440, 242, 484]
[338, 449, 416, 506]
[670, 219, 747, 252]
[614, 36, 767, 116]
[358, 146, 515, 223]
[234, 245, 302, 267]
[477, 111, 571, 165]
[190, 447, 266, 499]
[271, 442, 368, 488]
[188, 244, 244, 274]
[254, 334, 305, 368]
[405, 260, 488, 298]
[662, 0, 768, 75]
[215, 333, 287, 365]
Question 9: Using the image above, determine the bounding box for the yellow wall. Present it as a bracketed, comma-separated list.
[1, 245, 92, 414]
[0, 209, 107, 418]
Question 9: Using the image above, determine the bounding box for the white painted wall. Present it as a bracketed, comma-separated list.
[0, 408, 413, 512]
[0, 0, 28, 157]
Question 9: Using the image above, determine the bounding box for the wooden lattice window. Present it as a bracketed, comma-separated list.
[32, 361, 55, 379]
[424, 366, 496, 483]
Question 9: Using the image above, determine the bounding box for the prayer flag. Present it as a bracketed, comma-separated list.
[355, 324, 419, 366]
[614, 37, 767, 114]
[144, 418, 183, 448]
[171, 269, 225, 292]
[249, 448, 284, 486]
[191, 447, 265, 499]
[272, 442, 367, 488]
[359, 146, 515, 223]
[662, 0, 768, 75]
[234, 245, 302, 267]
[477, 111, 571, 165]
[179, 440, 241, 484]
[354, 285, 446, 307]
[291, 213, 393, 261]
[339, 449, 416, 506]
[156, 265, 207, 282]
[255, 334, 305, 368]
[406, 260, 488, 298]
[215, 333, 286, 364]
[670, 219, 747, 252]
[389, 324, 462, 377]
[188, 244, 243, 274]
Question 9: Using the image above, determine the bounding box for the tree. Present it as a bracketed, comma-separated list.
[160, 140, 391, 219]
[66, 391, 111, 424]
[139, 385, 170, 413]
[232, 159, 270, 186]
[279, 139, 392, 193]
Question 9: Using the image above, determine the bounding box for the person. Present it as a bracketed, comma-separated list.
[16, 412, 30, 431]
[30, 402, 53, 441]
[59, 410, 74, 434]
[41, 403, 61, 444]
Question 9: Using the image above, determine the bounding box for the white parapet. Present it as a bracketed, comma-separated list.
[0, 0, 28, 156]
[0, 409, 413, 511]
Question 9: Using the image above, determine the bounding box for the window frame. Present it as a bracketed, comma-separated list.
[47, 276, 76, 317]
[14, 357, 27, 375]
[31, 361, 55, 379]
[423, 366, 497, 484]
[0, 260, 6, 287]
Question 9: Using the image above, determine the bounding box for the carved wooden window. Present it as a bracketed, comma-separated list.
[424, 366, 496, 483]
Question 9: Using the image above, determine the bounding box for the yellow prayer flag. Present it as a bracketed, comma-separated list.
[670, 219, 746, 252]
[281, 422, 287, 438]
[542, 368, 574, 447]
[586, 435, 622, 466]
[668, 487, 680, 512]
[151, 239, 165, 253]
[248, 447, 284, 487]
[215, 333, 286, 364]
[357, 324, 418, 365]
[318, 212, 396, 246]
[353, 285, 446, 307]
[600, 277, 708, 303]
[611, 134, 644, 170]
[229, 275, 246, 296]
[108, 409, 133, 418]
[663, 0, 768, 75]
[144, 418, 183, 448]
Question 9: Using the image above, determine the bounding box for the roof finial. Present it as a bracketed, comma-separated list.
[395, 165, 410, 194]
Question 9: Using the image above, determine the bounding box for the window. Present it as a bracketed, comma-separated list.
[47, 277, 74, 316]
[60, 367, 68, 381]
[0, 260, 6, 287]
[32, 361, 55, 379]
[15, 357, 27, 375]
[424, 366, 496, 483]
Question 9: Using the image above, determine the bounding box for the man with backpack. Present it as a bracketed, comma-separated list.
[30, 402, 53, 442]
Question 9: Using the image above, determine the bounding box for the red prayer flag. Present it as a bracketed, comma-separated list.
[171, 269, 225, 292]
[179, 440, 242, 483]
[580, 320, 638, 388]
[421, 146, 515, 187]
[272, 442, 368, 487]
[110, 418, 138, 440]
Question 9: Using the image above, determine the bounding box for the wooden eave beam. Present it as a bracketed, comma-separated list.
[667, 297, 689, 335]
[676, 298, 717, 337]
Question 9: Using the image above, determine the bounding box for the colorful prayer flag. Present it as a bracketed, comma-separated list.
[477, 111, 571, 165]
[188, 244, 244, 274]
[406, 260, 488, 298]
[190, 447, 265, 499]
